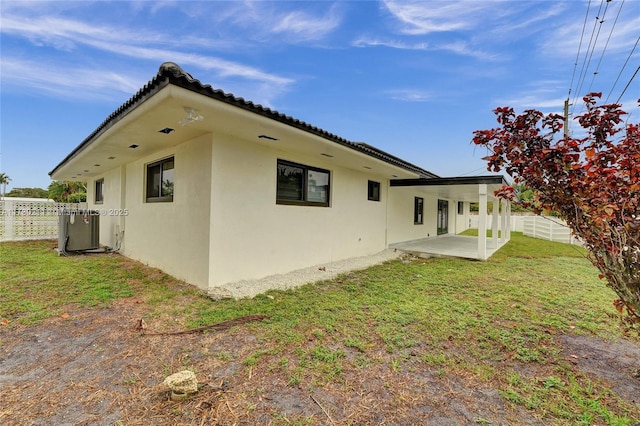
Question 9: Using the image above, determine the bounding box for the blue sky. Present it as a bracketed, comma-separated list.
[1, 0, 638, 191]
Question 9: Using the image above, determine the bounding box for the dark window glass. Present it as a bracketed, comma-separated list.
[161, 159, 174, 197]
[307, 169, 329, 203]
[368, 180, 380, 201]
[146, 157, 174, 202]
[414, 197, 424, 225]
[457, 201, 464, 215]
[95, 179, 104, 204]
[276, 159, 330, 207]
[438, 199, 449, 235]
[277, 162, 304, 201]
[147, 164, 161, 198]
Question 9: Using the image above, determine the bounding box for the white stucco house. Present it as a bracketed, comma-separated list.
[50, 62, 511, 298]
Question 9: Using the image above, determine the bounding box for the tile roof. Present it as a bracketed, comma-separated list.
[50, 62, 438, 179]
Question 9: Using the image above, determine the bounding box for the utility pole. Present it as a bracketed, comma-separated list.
[563, 98, 570, 137]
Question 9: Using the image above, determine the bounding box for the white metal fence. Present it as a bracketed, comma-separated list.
[470, 214, 580, 245]
[0, 199, 88, 242]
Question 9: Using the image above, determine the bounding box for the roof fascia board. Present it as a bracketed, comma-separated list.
[390, 176, 508, 187]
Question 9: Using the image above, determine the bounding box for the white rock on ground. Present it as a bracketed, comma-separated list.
[208, 248, 403, 299]
[163, 370, 198, 394]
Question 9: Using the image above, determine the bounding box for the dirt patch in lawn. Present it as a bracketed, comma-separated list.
[559, 334, 640, 405]
[1, 297, 639, 425]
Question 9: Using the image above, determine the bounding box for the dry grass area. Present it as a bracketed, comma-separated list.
[1, 302, 548, 425]
[1, 238, 639, 425]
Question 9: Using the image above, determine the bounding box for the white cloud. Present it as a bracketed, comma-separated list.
[352, 36, 429, 50]
[501, 95, 567, 112]
[81, 40, 293, 87]
[496, 79, 569, 111]
[200, 1, 343, 44]
[0, 11, 294, 98]
[486, 3, 565, 38]
[375, 1, 532, 60]
[353, 35, 500, 61]
[0, 12, 233, 53]
[272, 7, 342, 42]
[381, 0, 506, 35]
[385, 89, 434, 102]
[0, 58, 142, 101]
[539, 3, 640, 58]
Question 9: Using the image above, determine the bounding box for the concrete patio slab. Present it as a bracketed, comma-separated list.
[390, 235, 507, 260]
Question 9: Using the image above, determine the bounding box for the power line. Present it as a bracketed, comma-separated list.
[586, 0, 624, 95]
[615, 65, 640, 104]
[567, 0, 592, 100]
[606, 35, 640, 103]
[571, 0, 610, 117]
[458, 166, 490, 177]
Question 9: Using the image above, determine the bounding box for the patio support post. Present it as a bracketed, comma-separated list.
[506, 201, 512, 240]
[500, 198, 507, 243]
[492, 196, 499, 249]
[478, 184, 487, 260]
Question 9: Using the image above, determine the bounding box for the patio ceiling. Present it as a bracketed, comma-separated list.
[390, 176, 510, 202]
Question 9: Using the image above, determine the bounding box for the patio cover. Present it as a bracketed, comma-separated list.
[390, 175, 512, 260]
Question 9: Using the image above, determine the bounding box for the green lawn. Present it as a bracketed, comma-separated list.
[1, 233, 638, 424]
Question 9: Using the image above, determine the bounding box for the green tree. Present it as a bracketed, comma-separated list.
[48, 181, 86, 203]
[6, 187, 49, 198]
[510, 183, 535, 213]
[68, 192, 87, 203]
[0, 172, 11, 198]
[513, 183, 534, 203]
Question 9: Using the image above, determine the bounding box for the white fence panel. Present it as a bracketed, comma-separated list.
[0, 199, 88, 242]
[470, 214, 580, 245]
[522, 216, 579, 245]
[469, 214, 529, 232]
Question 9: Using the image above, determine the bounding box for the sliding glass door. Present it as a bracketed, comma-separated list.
[437, 199, 448, 235]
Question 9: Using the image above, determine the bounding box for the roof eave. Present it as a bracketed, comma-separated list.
[50, 62, 438, 180]
[49, 75, 171, 178]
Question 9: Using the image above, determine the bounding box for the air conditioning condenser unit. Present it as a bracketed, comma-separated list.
[58, 210, 100, 254]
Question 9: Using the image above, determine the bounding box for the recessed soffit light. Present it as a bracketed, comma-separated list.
[129, 144, 139, 149]
[159, 127, 174, 134]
